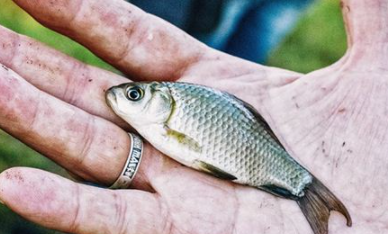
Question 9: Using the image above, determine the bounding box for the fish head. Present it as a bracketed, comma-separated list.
[106, 82, 173, 127]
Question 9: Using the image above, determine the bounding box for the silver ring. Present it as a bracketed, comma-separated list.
[110, 133, 143, 189]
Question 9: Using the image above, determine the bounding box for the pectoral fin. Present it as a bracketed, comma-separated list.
[165, 127, 202, 152]
[193, 160, 237, 180]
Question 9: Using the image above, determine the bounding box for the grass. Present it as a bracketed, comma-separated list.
[267, 0, 347, 72]
[0, 0, 347, 233]
[0, 1, 116, 72]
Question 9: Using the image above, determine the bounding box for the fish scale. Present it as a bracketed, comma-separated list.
[106, 81, 352, 234]
[163, 82, 311, 195]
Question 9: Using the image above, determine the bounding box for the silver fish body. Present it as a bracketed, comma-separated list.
[157, 82, 312, 196]
[106, 81, 351, 234]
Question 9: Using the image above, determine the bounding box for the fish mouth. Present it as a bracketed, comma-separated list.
[105, 88, 117, 109]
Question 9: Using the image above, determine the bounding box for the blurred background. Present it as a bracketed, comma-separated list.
[0, 0, 346, 233]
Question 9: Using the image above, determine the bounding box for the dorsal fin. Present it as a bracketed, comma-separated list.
[243, 102, 283, 146]
[226, 93, 285, 148]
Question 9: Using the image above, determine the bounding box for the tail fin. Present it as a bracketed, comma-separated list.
[297, 177, 352, 234]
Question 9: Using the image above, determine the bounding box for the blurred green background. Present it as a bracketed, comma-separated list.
[0, 0, 346, 233]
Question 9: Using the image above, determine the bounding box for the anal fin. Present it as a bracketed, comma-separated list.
[261, 184, 298, 200]
[193, 160, 237, 180]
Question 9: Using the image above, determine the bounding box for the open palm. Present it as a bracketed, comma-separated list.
[0, 0, 386, 233]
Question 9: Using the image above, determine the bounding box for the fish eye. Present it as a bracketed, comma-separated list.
[126, 86, 144, 101]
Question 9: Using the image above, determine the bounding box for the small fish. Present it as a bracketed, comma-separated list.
[106, 81, 352, 234]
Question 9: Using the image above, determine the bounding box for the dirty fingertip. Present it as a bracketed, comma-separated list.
[0, 168, 18, 206]
[0, 167, 51, 208]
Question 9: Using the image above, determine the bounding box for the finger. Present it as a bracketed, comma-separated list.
[0, 168, 166, 234]
[0, 25, 129, 129]
[13, 0, 209, 81]
[0, 25, 300, 122]
[0, 65, 129, 185]
[0, 63, 178, 189]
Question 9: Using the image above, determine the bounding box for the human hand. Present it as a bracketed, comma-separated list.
[0, 0, 386, 234]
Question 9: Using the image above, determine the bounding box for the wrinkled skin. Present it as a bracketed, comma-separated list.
[0, 0, 387, 233]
